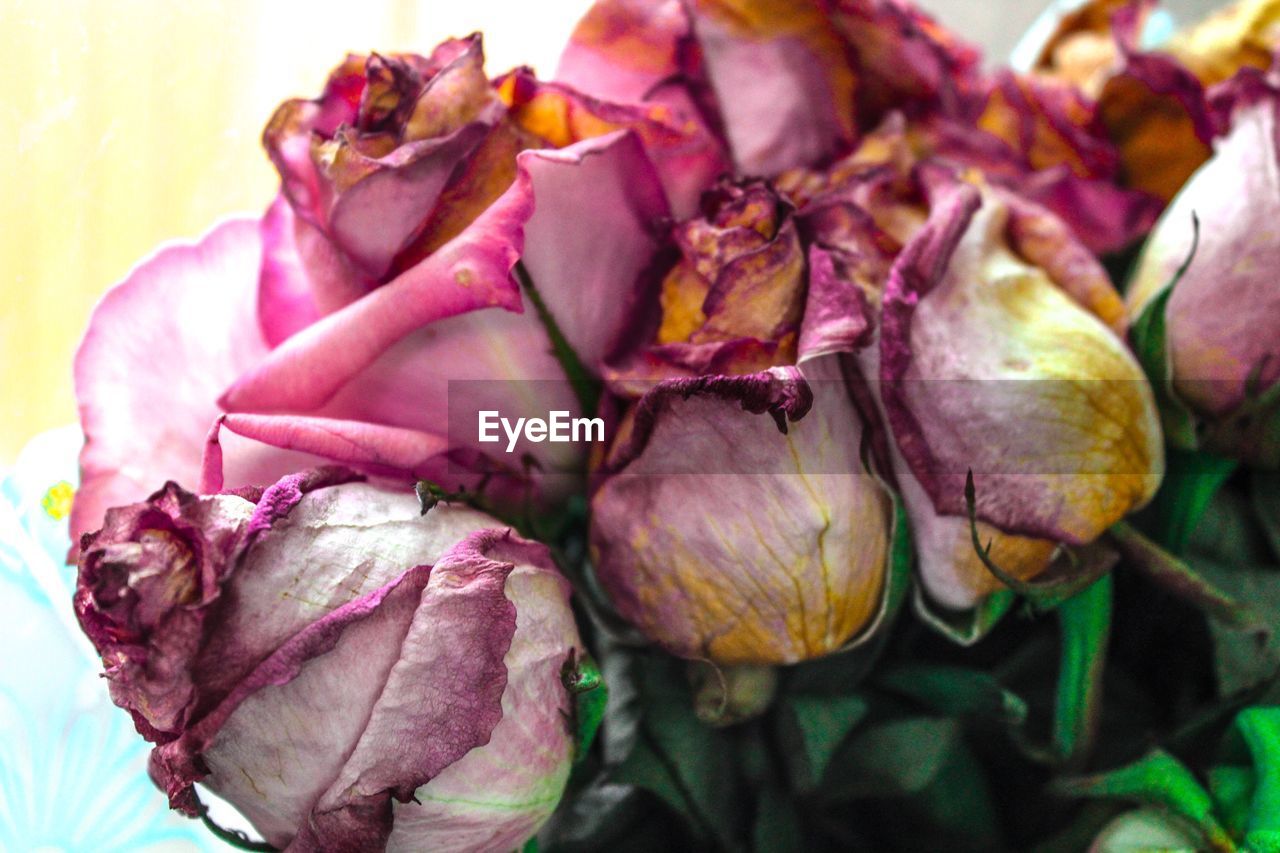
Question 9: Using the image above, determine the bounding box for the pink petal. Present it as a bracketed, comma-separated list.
[72, 218, 268, 548]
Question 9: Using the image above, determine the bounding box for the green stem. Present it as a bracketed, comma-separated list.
[1053, 574, 1112, 768]
[1109, 521, 1270, 637]
[514, 260, 602, 417]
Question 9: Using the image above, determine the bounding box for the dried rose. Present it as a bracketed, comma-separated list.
[590, 180, 895, 664]
[72, 36, 726, 547]
[558, 0, 980, 177]
[781, 136, 1163, 612]
[75, 469, 583, 851]
[1127, 67, 1280, 466]
[1027, 0, 1219, 203]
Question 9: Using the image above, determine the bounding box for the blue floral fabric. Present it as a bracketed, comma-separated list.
[0, 427, 230, 851]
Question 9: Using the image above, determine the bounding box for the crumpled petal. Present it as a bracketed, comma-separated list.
[878, 179, 1163, 552]
[71, 219, 269, 548]
[929, 70, 1164, 252]
[591, 363, 891, 664]
[826, 0, 983, 125]
[74, 484, 256, 742]
[384, 541, 579, 852]
[797, 245, 876, 361]
[518, 130, 671, 369]
[684, 0, 857, 175]
[1026, 0, 1217, 202]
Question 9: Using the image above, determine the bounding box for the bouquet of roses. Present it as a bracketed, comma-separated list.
[67, 0, 1280, 850]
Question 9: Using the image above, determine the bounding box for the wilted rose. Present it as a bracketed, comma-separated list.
[75, 468, 583, 851]
[558, 0, 980, 177]
[72, 35, 725, 548]
[1027, 0, 1219, 203]
[590, 180, 895, 665]
[781, 135, 1163, 612]
[1127, 67, 1280, 466]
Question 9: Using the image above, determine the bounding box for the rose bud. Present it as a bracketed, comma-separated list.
[1127, 67, 1280, 467]
[867, 175, 1164, 611]
[72, 36, 726, 547]
[591, 180, 895, 665]
[558, 0, 980, 176]
[75, 468, 585, 851]
[781, 135, 1162, 612]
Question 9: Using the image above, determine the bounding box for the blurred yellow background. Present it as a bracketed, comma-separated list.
[0, 0, 591, 462]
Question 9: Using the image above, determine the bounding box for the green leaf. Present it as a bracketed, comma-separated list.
[824, 717, 963, 800]
[775, 694, 869, 792]
[612, 655, 743, 851]
[1209, 766, 1255, 841]
[1055, 749, 1236, 852]
[1235, 707, 1280, 851]
[1110, 522, 1271, 637]
[1136, 448, 1238, 555]
[752, 784, 804, 853]
[563, 652, 608, 764]
[1129, 212, 1201, 451]
[1184, 559, 1280, 695]
[598, 643, 643, 767]
[1053, 574, 1112, 766]
[876, 663, 1027, 726]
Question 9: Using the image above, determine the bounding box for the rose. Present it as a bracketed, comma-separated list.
[922, 70, 1165, 253]
[1127, 67, 1280, 467]
[75, 468, 584, 851]
[590, 180, 895, 665]
[1025, 0, 1220, 204]
[778, 129, 1164, 612]
[71, 35, 725, 548]
[559, 0, 1163, 253]
[557, 0, 980, 177]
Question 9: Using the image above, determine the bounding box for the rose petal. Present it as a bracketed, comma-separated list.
[1130, 84, 1280, 416]
[386, 541, 579, 851]
[518, 130, 671, 369]
[218, 168, 531, 415]
[686, 0, 857, 174]
[591, 361, 891, 664]
[72, 219, 268, 548]
[879, 182, 1163, 547]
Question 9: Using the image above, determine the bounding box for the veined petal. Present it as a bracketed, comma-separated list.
[591, 362, 891, 664]
[879, 181, 1163, 547]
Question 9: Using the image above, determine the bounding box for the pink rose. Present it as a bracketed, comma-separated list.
[75, 469, 584, 851]
[72, 36, 726, 548]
